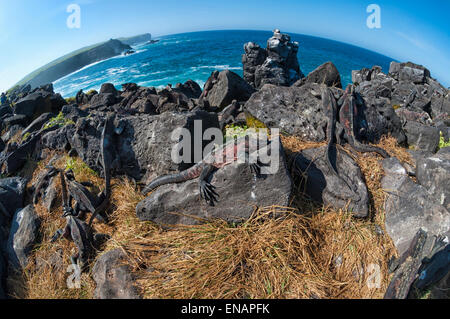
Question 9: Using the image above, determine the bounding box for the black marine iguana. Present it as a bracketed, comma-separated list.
[63, 169, 108, 224]
[141, 135, 264, 205]
[321, 87, 360, 200]
[51, 169, 95, 270]
[88, 113, 118, 226]
[336, 84, 390, 158]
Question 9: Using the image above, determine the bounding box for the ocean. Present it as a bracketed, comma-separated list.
[53, 30, 395, 98]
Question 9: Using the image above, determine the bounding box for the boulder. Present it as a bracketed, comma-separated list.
[403, 121, 440, 153]
[2, 114, 28, 130]
[290, 146, 369, 217]
[416, 148, 450, 210]
[71, 110, 220, 182]
[99, 83, 118, 95]
[244, 83, 329, 141]
[41, 124, 75, 151]
[89, 93, 117, 108]
[354, 78, 406, 144]
[2, 125, 59, 175]
[20, 112, 55, 138]
[381, 157, 450, 256]
[0, 177, 28, 219]
[14, 91, 66, 121]
[201, 70, 255, 109]
[136, 137, 292, 225]
[173, 80, 202, 99]
[92, 249, 141, 299]
[297, 62, 342, 88]
[389, 62, 431, 84]
[430, 93, 450, 120]
[0, 105, 12, 118]
[6, 205, 41, 270]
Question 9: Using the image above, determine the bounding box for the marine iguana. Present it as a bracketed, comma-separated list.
[141, 135, 264, 205]
[321, 87, 360, 199]
[33, 162, 59, 204]
[51, 169, 95, 271]
[88, 113, 118, 227]
[63, 169, 108, 224]
[337, 84, 390, 158]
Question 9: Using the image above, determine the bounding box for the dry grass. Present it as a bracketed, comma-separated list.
[17, 134, 411, 299]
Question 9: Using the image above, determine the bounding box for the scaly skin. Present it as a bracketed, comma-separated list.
[322, 88, 359, 200]
[142, 136, 262, 204]
[339, 85, 389, 158]
[88, 114, 117, 226]
[51, 169, 94, 271]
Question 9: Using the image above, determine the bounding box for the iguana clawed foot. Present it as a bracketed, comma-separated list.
[199, 180, 218, 206]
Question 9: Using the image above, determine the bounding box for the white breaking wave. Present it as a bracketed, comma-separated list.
[189, 65, 241, 72]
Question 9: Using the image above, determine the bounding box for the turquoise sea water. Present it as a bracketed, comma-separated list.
[53, 30, 395, 98]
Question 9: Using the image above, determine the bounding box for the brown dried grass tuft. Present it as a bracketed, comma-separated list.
[21, 134, 406, 299]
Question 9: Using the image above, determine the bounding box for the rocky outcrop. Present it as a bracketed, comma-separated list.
[117, 81, 197, 114]
[242, 30, 303, 89]
[92, 249, 141, 299]
[6, 205, 41, 270]
[290, 146, 369, 217]
[353, 62, 449, 148]
[381, 157, 450, 256]
[136, 137, 292, 225]
[199, 70, 255, 109]
[15, 39, 132, 89]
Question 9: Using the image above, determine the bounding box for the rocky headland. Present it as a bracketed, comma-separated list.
[10, 33, 153, 91]
[0, 30, 448, 299]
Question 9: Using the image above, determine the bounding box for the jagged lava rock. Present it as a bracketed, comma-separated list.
[403, 121, 440, 153]
[201, 70, 255, 109]
[136, 136, 292, 225]
[0, 177, 28, 218]
[296, 61, 342, 88]
[416, 147, 450, 211]
[381, 157, 450, 256]
[14, 86, 66, 121]
[6, 205, 41, 270]
[92, 249, 141, 299]
[245, 83, 334, 141]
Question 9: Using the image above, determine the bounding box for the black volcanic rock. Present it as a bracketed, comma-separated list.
[136, 136, 292, 225]
[92, 249, 141, 299]
[244, 83, 331, 141]
[200, 70, 255, 109]
[296, 62, 342, 88]
[242, 30, 304, 89]
[381, 157, 449, 256]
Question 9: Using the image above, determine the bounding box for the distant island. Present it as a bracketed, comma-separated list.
[11, 33, 152, 90]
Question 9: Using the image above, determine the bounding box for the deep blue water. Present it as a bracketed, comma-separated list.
[54, 30, 395, 98]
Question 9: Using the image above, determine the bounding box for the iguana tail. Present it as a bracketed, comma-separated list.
[141, 163, 204, 196]
[349, 138, 390, 158]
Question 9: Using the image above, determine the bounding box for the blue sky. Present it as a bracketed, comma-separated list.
[0, 0, 449, 92]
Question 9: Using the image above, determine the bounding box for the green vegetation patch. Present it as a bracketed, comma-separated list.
[43, 112, 75, 130]
[438, 131, 450, 150]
